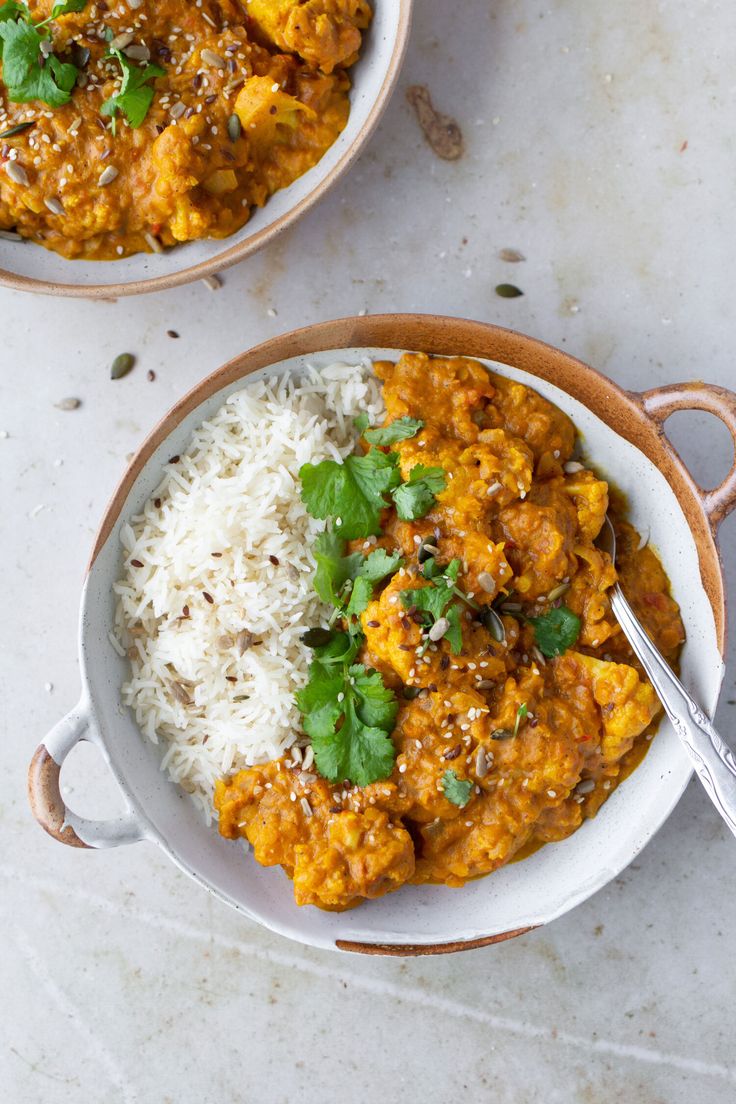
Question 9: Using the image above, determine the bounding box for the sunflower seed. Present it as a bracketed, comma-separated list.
[237, 629, 255, 655]
[123, 43, 150, 61]
[98, 166, 118, 187]
[44, 196, 64, 215]
[546, 582, 570, 602]
[576, 778, 596, 795]
[200, 48, 226, 69]
[54, 397, 81, 411]
[5, 162, 28, 186]
[477, 571, 496, 594]
[143, 231, 163, 253]
[110, 31, 134, 49]
[499, 248, 525, 263]
[475, 746, 490, 777]
[170, 101, 186, 119]
[202, 274, 221, 290]
[563, 460, 585, 473]
[300, 797, 313, 818]
[170, 681, 192, 705]
[0, 229, 23, 241]
[429, 616, 450, 641]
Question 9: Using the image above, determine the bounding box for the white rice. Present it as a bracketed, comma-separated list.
[113, 361, 385, 822]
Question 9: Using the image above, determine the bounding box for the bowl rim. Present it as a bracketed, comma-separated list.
[0, 1, 414, 298]
[30, 314, 736, 955]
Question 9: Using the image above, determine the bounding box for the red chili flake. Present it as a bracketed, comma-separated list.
[576, 732, 592, 742]
[130, 559, 144, 568]
[202, 592, 214, 604]
[269, 555, 280, 565]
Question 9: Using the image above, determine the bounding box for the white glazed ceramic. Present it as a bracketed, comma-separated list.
[0, 4, 413, 298]
[28, 316, 736, 955]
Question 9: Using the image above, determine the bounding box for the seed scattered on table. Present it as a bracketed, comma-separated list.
[110, 352, 135, 380]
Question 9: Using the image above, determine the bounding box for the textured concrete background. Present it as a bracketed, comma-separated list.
[3, 2, 736, 1101]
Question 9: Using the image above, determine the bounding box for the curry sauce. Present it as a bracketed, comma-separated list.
[0, 0, 370, 258]
[215, 354, 684, 910]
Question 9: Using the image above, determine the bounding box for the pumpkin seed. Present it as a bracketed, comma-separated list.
[0, 121, 34, 140]
[70, 43, 90, 68]
[111, 352, 135, 380]
[495, 283, 523, 299]
[479, 604, 506, 643]
[227, 113, 241, 141]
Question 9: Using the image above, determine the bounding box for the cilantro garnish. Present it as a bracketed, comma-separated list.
[364, 416, 423, 447]
[442, 770, 473, 807]
[101, 48, 165, 129]
[529, 605, 581, 657]
[400, 559, 464, 655]
[0, 8, 81, 106]
[312, 531, 402, 615]
[296, 636, 398, 786]
[354, 413, 370, 434]
[300, 449, 401, 539]
[392, 464, 446, 521]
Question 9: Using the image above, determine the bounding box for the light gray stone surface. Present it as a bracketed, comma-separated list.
[2, 2, 736, 1101]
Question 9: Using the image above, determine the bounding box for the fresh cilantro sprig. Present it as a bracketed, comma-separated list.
[101, 48, 164, 129]
[400, 560, 464, 655]
[300, 449, 401, 539]
[0, 4, 83, 106]
[529, 605, 581, 657]
[442, 769, 473, 807]
[312, 530, 402, 613]
[392, 464, 446, 521]
[363, 416, 423, 446]
[296, 633, 398, 786]
[300, 449, 446, 539]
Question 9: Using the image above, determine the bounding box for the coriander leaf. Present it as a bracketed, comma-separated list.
[350, 664, 399, 730]
[444, 558, 461, 584]
[101, 49, 164, 128]
[400, 581, 451, 623]
[50, 0, 87, 16]
[312, 530, 363, 606]
[529, 604, 581, 657]
[514, 701, 528, 737]
[298, 657, 398, 787]
[357, 546, 402, 584]
[0, 18, 77, 106]
[354, 412, 370, 434]
[345, 574, 373, 619]
[300, 449, 400, 539]
[313, 630, 361, 667]
[392, 464, 446, 521]
[442, 769, 473, 807]
[364, 416, 423, 446]
[445, 604, 463, 655]
[312, 533, 401, 611]
[311, 697, 395, 787]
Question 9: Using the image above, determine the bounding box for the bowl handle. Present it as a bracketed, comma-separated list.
[637, 382, 736, 531]
[28, 701, 147, 849]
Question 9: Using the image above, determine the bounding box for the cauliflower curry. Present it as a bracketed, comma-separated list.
[0, 0, 370, 259]
[215, 354, 684, 911]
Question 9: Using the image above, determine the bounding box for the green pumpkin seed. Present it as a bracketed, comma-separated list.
[0, 121, 35, 140]
[227, 113, 241, 142]
[495, 283, 524, 299]
[111, 352, 135, 380]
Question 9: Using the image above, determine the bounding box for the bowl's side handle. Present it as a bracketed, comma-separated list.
[28, 702, 148, 849]
[637, 382, 736, 531]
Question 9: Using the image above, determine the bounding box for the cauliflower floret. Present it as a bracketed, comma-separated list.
[563, 652, 660, 765]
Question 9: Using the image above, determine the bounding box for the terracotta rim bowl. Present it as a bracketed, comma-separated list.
[0, 4, 413, 298]
[28, 315, 736, 955]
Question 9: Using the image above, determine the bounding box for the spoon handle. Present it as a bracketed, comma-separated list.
[610, 583, 736, 839]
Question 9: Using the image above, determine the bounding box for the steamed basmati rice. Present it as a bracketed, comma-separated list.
[113, 361, 385, 822]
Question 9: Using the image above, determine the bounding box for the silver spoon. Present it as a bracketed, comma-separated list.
[598, 516, 736, 837]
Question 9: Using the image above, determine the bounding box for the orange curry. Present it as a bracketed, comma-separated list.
[215, 354, 684, 910]
[0, 0, 370, 258]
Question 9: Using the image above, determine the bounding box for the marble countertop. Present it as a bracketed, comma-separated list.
[3, 2, 736, 1101]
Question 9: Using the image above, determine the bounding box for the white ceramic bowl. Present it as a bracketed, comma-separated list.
[29, 316, 736, 955]
[0, 4, 412, 298]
